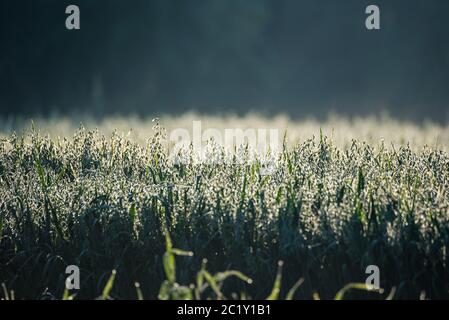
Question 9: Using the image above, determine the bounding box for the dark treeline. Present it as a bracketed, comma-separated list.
[0, 0, 448, 121]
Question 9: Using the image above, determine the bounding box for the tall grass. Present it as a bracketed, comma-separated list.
[0, 118, 448, 299]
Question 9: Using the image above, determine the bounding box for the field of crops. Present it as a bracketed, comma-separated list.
[1, 115, 449, 299]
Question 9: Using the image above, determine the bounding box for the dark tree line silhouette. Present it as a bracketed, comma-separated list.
[1, 0, 448, 121]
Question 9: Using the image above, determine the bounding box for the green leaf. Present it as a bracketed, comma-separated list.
[171, 248, 193, 257]
[2, 283, 10, 300]
[62, 288, 75, 300]
[135, 282, 144, 300]
[34, 160, 47, 191]
[171, 284, 193, 300]
[101, 270, 116, 300]
[158, 280, 171, 300]
[55, 166, 66, 185]
[266, 261, 283, 300]
[195, 260, 207, 300]
[275, 187, 283, 204]
[334, 283, 379, 300]
[203, 271, 223, 299]
[129, 203, 137, 224]
[165, 230, 173, 252]
[214, 270, 253, 284]
[163, 251, 176, 283]
[286, 277, 305, 300]
[386, 287, 396, 300]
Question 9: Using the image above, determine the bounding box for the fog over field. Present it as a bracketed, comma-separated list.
[1, 114, 448, 151]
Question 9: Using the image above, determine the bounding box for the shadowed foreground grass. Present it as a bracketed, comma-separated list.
[1, 119, 448, 299]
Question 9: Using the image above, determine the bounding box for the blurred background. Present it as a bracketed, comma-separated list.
[1, 0, 448, 122]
